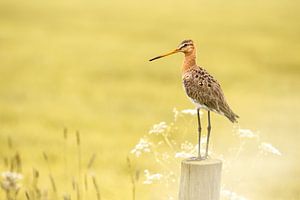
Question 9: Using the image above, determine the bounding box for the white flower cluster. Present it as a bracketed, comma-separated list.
[149, 122, 168, 135]
[175, 141, 196, 158]
[173, 108, 201, 121]
[180, 109, 197, 115]
[143, 170, 162, 184]
[175, 152, 194, 158]
[236, 128, 282, 156]
[181, 141, 195, 151]
[259, 142, 282, 156]
[130, 137, 152, 157]
[1, 171, 23, 192]
[237, 129, 258, 139]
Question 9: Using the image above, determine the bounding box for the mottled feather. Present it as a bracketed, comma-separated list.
[183, 66, 239, 122]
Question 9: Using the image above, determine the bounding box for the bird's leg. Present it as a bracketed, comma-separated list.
[197, 108, 202, 160]
[205, 111, 211, 159]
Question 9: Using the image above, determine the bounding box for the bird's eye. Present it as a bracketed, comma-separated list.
[181, 44, 188, 49]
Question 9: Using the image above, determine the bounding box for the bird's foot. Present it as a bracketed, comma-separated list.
[188, 156, 204, 161]
[203, 154, 210, 160]
[187, 154, 210, 161]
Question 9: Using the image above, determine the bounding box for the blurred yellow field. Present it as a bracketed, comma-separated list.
[0, 0, 300, 199]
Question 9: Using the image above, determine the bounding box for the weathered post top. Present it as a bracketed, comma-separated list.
[179, 159, 222, 200]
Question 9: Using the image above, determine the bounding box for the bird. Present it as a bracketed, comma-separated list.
[149, 39, 239, 160]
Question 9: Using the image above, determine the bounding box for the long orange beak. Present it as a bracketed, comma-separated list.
[149, 49, 180, 61]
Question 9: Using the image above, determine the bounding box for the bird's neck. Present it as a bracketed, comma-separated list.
[182, 50, 197, 73]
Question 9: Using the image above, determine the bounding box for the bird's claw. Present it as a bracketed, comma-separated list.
[188, 154, 210, 161]
[188, 156, 204, 161]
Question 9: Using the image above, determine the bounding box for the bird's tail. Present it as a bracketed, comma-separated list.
[226, 111, 239, 123]
[219, 101, 239, 123]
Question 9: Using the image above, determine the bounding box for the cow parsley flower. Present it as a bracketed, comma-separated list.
[175, 152, 194, 158]
[130, 137, 152, 157]
[1, 171, 23, 192]
[237, 129, 258, 139]
[181, 109, 197, 115]
[143, 170, 162, 184]
[259, 142, 282, 156]
[149, 122, 168, 135]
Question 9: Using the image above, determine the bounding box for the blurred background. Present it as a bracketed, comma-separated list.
[0, 0, 299, 199]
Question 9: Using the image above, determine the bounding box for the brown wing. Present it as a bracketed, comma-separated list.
[183, 66, 239, 122]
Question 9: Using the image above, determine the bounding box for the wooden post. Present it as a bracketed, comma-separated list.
[179, 159, 222, 200]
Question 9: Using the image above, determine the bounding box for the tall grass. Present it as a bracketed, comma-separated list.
[0, 130, 102, 200]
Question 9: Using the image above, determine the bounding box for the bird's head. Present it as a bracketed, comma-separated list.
[177, 39, 195, 54]
[149, 39, 195, 61]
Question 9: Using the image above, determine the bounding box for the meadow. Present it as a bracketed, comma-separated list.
[0, 0, 300, 199]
